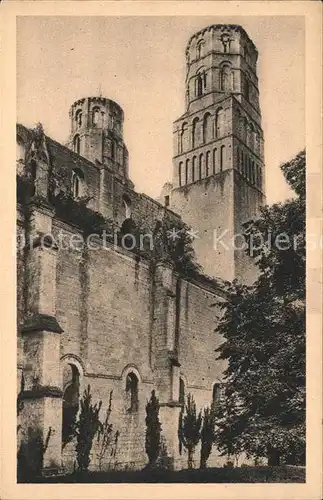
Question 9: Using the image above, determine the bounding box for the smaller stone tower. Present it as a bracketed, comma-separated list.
[67, 97, 129, 182]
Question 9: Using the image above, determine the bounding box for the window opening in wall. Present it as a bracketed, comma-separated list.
[220, 64, 232, 92]
[192, 117, 199, 148]
[213, 148, 217, 174]
[71, 168, 84, 199]
[92, 107, 100, 125]
[164, 195, 170, 207]
[179, 162, 183, 187]
[122, 194, 132, 219]
[206, 151, 210, 177]
[196, 74, 203, 97]
[62, 364, 80, 447]
[180, 122, 188, 153]
[196, 40, 205, 59]
[220, 145, 225, 171]
[185, 159, 189, 184]
[75, 109, 82, 128]
[199, 153, 203, 179]
[126, 372, 139, 412]
[73, 134, 81, 155]
[192, 156, 196, 182]
[179, 377, 185, 405]
[212, 382, 224, 406]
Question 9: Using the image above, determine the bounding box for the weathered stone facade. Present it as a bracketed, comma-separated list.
[170, 24, 265, 283]
[17, 24, 264, 474]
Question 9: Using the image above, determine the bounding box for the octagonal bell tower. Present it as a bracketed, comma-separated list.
[170, 24, 266, 284]
[67, 96, 129, 182]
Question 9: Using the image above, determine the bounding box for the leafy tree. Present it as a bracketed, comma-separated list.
[178, 393, 202, 468]
[200, 403, 217, 468]
[215, 150, 306, 466]
[145, 390, 162, 468]
[75, 385, 102, 472]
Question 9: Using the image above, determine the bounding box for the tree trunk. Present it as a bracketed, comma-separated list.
[188, 449, 194, 469]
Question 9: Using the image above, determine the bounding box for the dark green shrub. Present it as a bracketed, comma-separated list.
[145, 390, 162, 468]
[75, 385, 102, 472]
[178, 393, 202, 469]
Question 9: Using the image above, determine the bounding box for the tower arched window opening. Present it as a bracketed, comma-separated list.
[244, 118, 250, 146]
[71, 168, 85, 199]
[240, 149, 244, 173]
[196, 74, 204, 97]
[220, 64, 232, 92]
[73, 134, 81, 155]
[256, 164, 260, 187]
[250, 122, 255, 150]
[196, 40, 205, 60]
[126, 372, 139, 412]
[199, 153, 203, 179]
[179, 162, 183, 187]
[180, 122, 189, 153]
[92, 107, 100, 126]
[213, 148, 217, 174]
[179, 377, 185, 405]
[244, 153, 248, 178]
[111, 140, 116, 160]
[192, 156, 196, 182]
[203, 113, 212, 143]
[206, 151, 210, 177]
[192, 117, 199, 148]
[75, 109, 83, 128]
[259, 165, 263, 188]
[122, 194, 132, 219]
[220, 145, 225, 171]
[185, 159, 190, 185]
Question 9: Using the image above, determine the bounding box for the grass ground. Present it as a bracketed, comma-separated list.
[25, 465, 305, 483]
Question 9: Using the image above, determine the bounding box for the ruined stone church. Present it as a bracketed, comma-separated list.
[17, 24, 265, 473]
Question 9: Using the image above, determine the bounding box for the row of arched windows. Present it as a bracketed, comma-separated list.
[191, 34, 233, 62]
[62, 363, 140, 446]
[236, 111, 262, 156]
[237, 147, 263, 189]
[179, 108, 226, 153]
[179, 377, 224, 406]
[193, 64, 234, 98]
[178, 146, 226, 186]
[74, 107, 108, 129]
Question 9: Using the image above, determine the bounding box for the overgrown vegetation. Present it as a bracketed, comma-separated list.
[96, 390, 119, 471]
[214, 150, 306, 466]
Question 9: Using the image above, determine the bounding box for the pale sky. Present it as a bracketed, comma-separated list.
[17, 16, 305, 204]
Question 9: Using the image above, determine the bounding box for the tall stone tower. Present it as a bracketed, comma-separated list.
[67, 96, 129, 182]
[170, 24, 265, 283]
